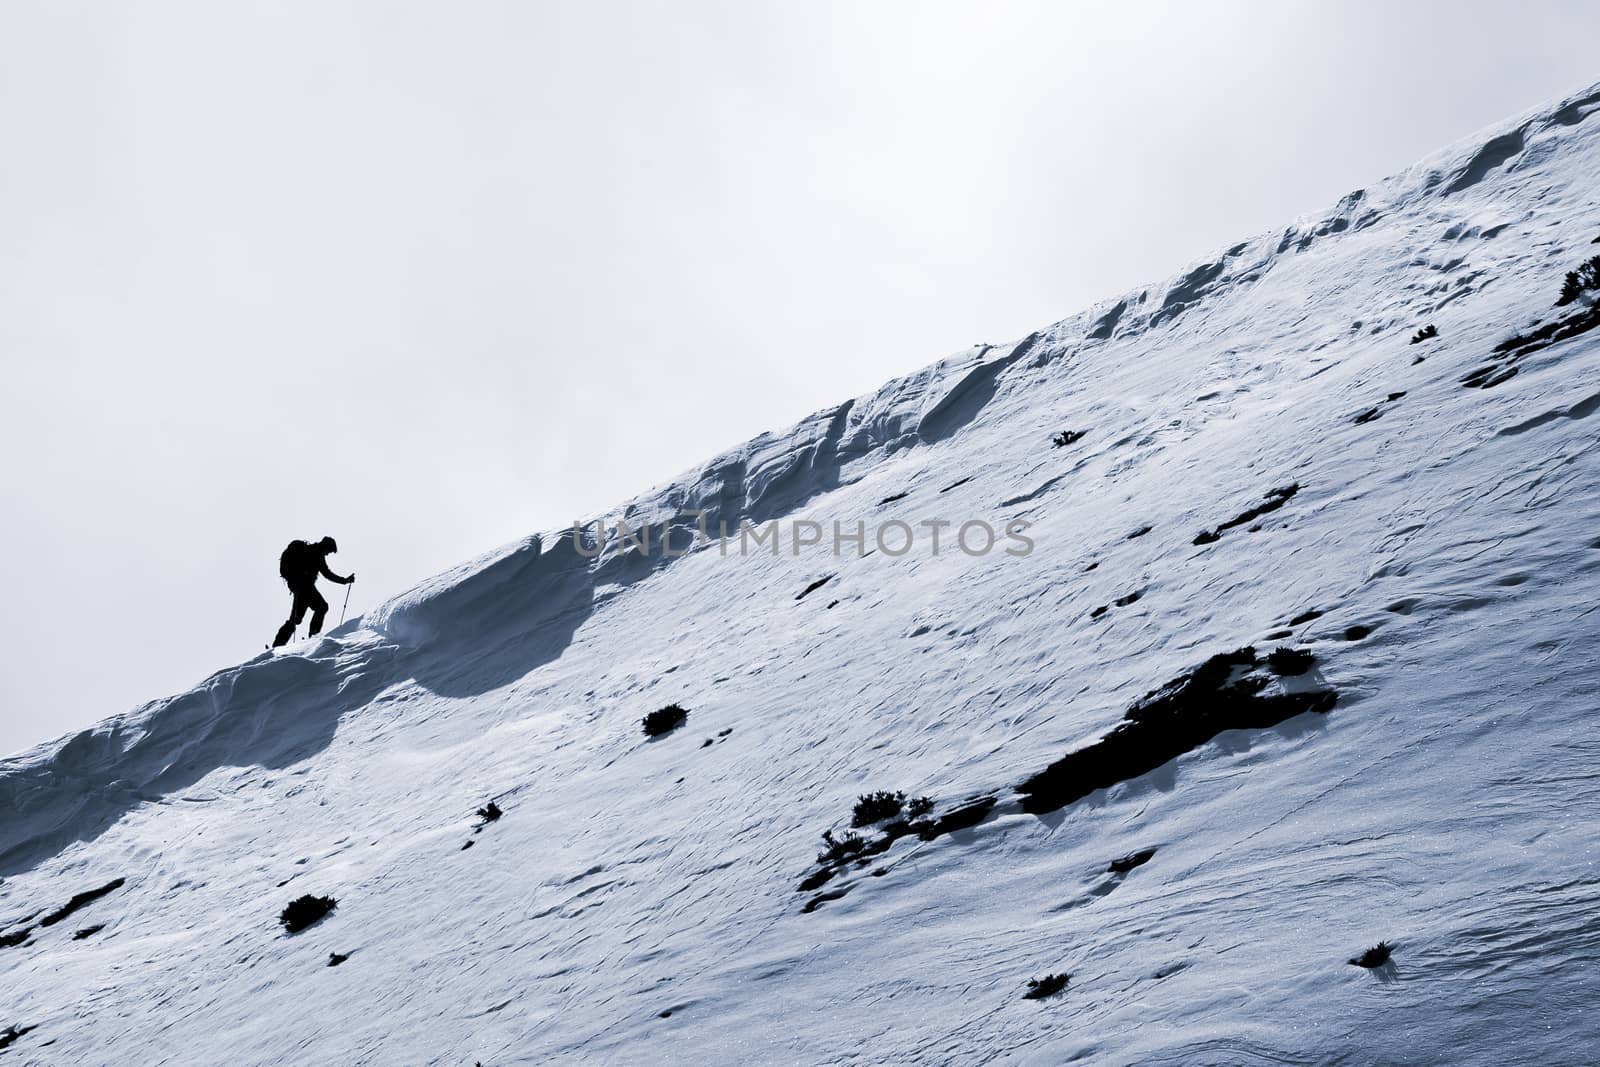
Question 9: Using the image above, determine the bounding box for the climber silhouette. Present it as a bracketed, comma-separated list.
[273, 536, 354, 647]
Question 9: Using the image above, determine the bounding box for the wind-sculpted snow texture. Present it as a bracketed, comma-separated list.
[5, 82, 1600, 1065]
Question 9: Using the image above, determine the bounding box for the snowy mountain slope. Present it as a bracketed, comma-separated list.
[4, 80, 1600, 1065]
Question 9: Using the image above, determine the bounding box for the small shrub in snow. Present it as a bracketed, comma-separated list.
[1023, 973, 1070, 1000]
[851, 791, 905, 826]
[817, 830, 867, 865]
[906, 796, 934, 818]
[279, 894, 337, 934]
[1266, 647, 1315, 676]
[1349, 941, 1393, 968]
[1556, 255, 1600, 306]
[642, 704, 689, 737]
[476, 801, 503, 823]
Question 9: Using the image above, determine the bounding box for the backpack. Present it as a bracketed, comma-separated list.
[279, 540, 313, 586]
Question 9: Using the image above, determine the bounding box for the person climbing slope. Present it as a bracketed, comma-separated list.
[273, 536, 354, 647]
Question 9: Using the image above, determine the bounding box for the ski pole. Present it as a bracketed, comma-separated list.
[339, 579, 353, 627]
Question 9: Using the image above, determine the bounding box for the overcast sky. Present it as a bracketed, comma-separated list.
[2, 1, 1597, 755]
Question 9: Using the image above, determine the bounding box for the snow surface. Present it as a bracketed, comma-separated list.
[5, 81, 1600, 1065]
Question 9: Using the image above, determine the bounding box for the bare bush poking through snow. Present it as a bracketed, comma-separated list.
[279, 895, 337, 934]
[1471, 252, 1600, 389]
[1556, 254, 1600, 306]
[642, 704, 689, 737]
[852, 791, 906, 826]
[818, 830, 867, 865]
[1266, 647, 1316, 676]
[1349, 941, 1393, 968]
[476, 801, 502, 823]
[1023, 973, 1071, 1000]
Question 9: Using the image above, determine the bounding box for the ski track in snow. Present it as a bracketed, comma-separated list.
[4, 81, 1600, 1065]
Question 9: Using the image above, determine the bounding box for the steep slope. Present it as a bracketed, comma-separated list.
[4, 81, 1600, 1065]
